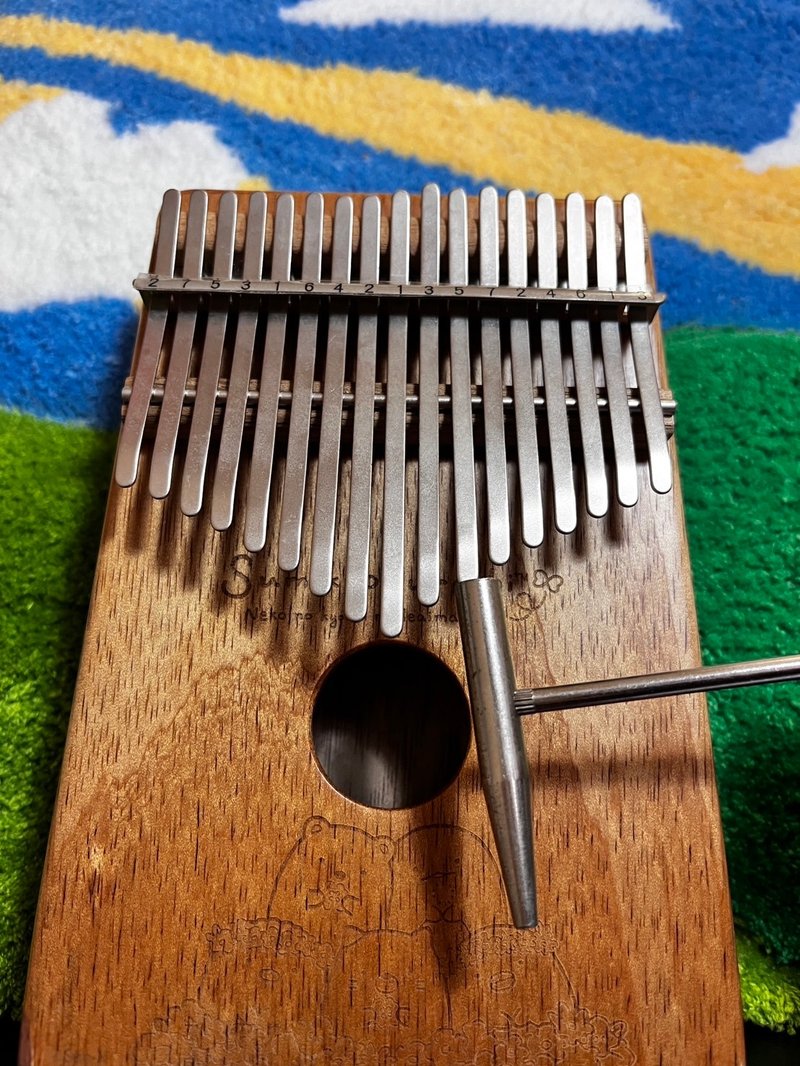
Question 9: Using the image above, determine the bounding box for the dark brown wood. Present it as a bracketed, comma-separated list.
[20, 192, 744, 1065]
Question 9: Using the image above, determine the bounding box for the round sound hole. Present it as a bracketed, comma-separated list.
[311, 643, 471, 810]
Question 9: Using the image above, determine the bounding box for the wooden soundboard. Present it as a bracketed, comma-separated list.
[20, 188, 744, 1064]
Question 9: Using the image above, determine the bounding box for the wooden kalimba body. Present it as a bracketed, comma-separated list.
[21, 188, 744, 1063]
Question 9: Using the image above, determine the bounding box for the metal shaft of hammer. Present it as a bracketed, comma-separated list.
[515, 656, 800, 715]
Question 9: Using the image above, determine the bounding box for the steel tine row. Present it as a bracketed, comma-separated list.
[115, 186, 672, 634]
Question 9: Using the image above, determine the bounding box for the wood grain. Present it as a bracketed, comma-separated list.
[20, 193, 743, 1065]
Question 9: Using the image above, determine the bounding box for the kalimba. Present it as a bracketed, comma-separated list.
[22, 187, 749, 1063]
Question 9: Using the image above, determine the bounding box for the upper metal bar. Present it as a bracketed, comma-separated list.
[136, 275, 663, 319]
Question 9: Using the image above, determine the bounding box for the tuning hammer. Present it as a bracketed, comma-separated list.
[456, 577, 799, 929]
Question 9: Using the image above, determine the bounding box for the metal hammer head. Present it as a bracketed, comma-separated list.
[456, 577, 537, 929]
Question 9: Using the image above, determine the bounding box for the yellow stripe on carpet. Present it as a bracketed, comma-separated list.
[2, 14, 798, 278]
[0, 76, 60, 121]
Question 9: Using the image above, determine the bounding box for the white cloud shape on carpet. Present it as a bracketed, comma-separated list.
[0, 91, 250, 311]
[279, 0, 677, 32]
[743, 103, 800, 173]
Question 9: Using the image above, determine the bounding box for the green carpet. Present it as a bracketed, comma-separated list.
[668, 328, 800, 969]
[738, 933, 800, 1036]
[0, 412, 114, 1014]
[0, 328, 798, 1027]
[668, 328, 800, 1033]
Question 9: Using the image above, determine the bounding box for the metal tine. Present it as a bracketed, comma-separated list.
[595, 195, 638, 507]
[278, 192, 325, 570]
[566, 193, 608, 517]
[449, 189, 480, 582]
[479, 187, 511, 564]
[344, 196, 382, 622]
[181, 192, 238, 516]
[537, 193, 577, 534]
[116, 188, 180, 488]
[244, 194, 294, 553]
[506, 190, 544, 547]
[380, 190, 411, 637]
[309, 196, 354, 597]
[622, 194, 672, 494]
[211, 192, 267, 530]
[148, 190, 208, 499]
[417, 183, 441, 606]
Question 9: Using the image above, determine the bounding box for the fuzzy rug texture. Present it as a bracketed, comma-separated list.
[0, 0, 798, 1036]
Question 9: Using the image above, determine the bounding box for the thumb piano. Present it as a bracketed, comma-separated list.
[21, 187, 744, 1063]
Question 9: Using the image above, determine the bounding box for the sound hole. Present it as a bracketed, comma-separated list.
[311, 643, 471, 810]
